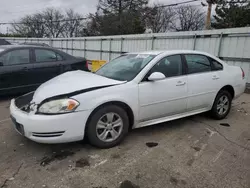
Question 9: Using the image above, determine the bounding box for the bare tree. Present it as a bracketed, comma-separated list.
[11, 13, 45, 37]
[146, 5, 175, 33]
[11, 8, 66, 38]
[172, 5, 205, 31]
[11, 8, 90, 38]
[11, 1, 154, 37]
[42, 8, 66, 38]
[63, 9, 87, 37]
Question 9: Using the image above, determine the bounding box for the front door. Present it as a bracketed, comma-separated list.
[0, 48, 33, 94]
[139, 54, 188, 122]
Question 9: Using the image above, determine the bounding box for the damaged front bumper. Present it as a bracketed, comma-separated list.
[10, 93, 90, 144]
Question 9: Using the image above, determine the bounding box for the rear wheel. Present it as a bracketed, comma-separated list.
[210, 90, 232, 120]
[87, 105, 129, 148]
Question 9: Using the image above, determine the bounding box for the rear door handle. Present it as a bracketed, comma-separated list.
[212, 75, 219, 80]
[176, 81, 186, 86]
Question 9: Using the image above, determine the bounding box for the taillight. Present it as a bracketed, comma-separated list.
[85, 61, 88, 69]
[241, 67, 245, 79]
[86, 60, 92, 71]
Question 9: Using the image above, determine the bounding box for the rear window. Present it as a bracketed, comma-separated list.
[185, 54, 211, 74]
[210, 58, 223, 70]
[35, 49, 61, 62]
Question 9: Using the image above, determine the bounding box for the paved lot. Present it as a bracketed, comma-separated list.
[0, 94, 250, 188]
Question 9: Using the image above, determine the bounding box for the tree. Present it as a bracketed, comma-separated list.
[98, 0, 148, 15]
[0, 33, 25, 37]
[205, 0, 218, 29]
[11, 8, 88, 38]
[145, 5, 175, 33]
[42, 8, 66, 38]
[212, 0, 250, 29]
[171, 5, 205, 31]
[87, 0, 149, 35]
[63, 9, 87, 37]
[11, 13, 46, 38]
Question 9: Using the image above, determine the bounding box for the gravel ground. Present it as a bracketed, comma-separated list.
[0, 94, 250, 188]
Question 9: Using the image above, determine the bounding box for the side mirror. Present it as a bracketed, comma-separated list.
[0, 62, 3, 66]
[148, 72, 165, 81]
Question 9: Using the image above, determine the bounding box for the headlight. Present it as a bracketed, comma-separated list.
[38, 99, 79, 114]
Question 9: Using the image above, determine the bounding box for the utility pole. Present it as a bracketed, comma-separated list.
[204, 0, 216, 30]
[205, 1, 212, 29]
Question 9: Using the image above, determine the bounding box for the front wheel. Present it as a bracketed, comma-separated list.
[86, 105, 129, 148]
[210, 90, 232, 120]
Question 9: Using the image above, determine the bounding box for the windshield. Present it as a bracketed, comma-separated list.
[95, 54, 156, 81]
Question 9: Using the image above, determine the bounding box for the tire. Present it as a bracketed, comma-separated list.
[210, 90, 232, 120]
[86, 105, 129, 148]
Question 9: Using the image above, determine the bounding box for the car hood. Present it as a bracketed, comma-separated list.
[32, 70, 125, 103]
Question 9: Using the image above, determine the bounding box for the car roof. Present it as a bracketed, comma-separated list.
[20, 42, 50, 46]
[127, 51, 165, 55]
[0, 44, 54, 51]
[0, 39, 11, 45]
[0, 44, 74, 59]
[127, 50, 213, 56]
[0, 45, 15, 50]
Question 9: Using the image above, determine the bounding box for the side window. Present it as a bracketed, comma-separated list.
[0, 49, 30, 66]
[0, 53, 7, 65]
[35, 49, 58, 63]
[210, 58, 223, 71]
[185, 54, 211, 74]
[56, 53, 63, 61]
[149, 55, 183, 78]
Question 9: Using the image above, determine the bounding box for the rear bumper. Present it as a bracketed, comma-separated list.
[10, 99, 91, 144]
[234, 81, 246, 99]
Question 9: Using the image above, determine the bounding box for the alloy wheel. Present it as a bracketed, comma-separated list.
[96, 112, 123, 142]
[217, 95, 229, 115]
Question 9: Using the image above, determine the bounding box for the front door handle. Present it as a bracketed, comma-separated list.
[176, 81, 186, 86]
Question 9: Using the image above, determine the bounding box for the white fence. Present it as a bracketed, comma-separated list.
[3, 27, 250, 82]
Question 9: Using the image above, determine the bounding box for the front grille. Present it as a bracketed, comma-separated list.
[32, 131, 65, 138]
[15, 92, 34, 112]
[16, 123, 24, 135]
[11, 116, 25, 135]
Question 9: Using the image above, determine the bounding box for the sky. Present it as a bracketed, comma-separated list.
[0, 0, 205, 33]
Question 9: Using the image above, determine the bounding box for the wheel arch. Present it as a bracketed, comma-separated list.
[210, 85, 234, 120]
[219, 85, 235, 99]
[85, 101, 135, 132]
[211, 85, 235, 108]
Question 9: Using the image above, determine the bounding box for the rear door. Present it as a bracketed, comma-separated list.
[0, 48, 33, 93]
[184, 54, 221, 111]
[31, 48, 66, 85]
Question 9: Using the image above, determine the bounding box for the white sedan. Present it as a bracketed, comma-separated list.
[10, 50, 246, 148]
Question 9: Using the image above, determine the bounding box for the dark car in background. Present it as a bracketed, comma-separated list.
[0, 45, 90, 95]
[20, 42, 50, 47]
[0, 39, 11, 45]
